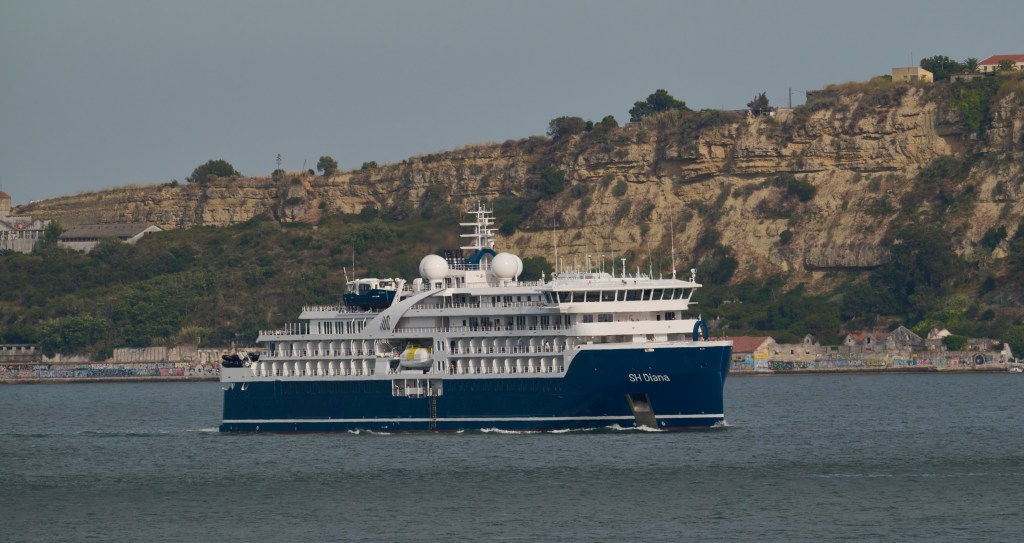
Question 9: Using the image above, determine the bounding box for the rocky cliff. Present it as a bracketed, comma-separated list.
[17, 81, 1024, 283]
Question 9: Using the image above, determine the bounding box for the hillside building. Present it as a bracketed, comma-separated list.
[891, 67, 933, 83]
[0, 191, 51, 254]
[979, 54, 1024, 73]
[728, 336, 776, 364]
[58, 223, 164, 252]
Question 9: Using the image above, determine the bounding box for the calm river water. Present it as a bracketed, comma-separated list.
[2, 373, 1022, 542]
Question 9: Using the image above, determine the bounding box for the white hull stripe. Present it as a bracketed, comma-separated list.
[223, 414, 724, 424]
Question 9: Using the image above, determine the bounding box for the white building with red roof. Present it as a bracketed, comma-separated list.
[979, 54, 1024, 73]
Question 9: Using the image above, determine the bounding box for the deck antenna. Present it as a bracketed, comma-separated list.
[670, 214, 677, 279]
[621, 258, 626, 279]
[552, 215, 558, 275]
[647, 238, 653, 278]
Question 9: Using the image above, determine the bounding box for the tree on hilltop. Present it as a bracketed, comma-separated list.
[747, 92, 773, 115]
[317, 156, 339, 177]
[187, 159, 240, 184]
[547, 116, 587, 140]
[919, 55, 965, 81]
[629, 89, 690, 122]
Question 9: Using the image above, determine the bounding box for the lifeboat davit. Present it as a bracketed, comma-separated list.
[399, 346, 433, 369]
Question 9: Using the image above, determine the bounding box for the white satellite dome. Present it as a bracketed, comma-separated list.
[491, 252, 522, 280]
[419, 254, 449, 281]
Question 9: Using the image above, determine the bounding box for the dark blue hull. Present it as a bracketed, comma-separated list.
[221, 344, 731, 432]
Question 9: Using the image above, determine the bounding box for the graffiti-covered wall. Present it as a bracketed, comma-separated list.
[732, 351, 1017, 372]
[1, 361, 219, 381]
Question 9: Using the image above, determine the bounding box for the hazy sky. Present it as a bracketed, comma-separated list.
[2, 0, 1022, 204]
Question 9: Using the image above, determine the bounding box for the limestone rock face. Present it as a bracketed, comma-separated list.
[17, 86, 1024, 282]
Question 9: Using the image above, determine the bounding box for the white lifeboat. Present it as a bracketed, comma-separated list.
[399, 346, 433, 369]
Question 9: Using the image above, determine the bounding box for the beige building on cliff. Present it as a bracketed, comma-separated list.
[891, 67, 933, 83]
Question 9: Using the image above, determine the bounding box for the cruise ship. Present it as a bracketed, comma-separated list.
[219, 204, 732, 432]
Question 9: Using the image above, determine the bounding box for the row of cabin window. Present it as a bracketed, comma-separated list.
[580, 312, 678, 323]
[317, 321, 366, 334]
[461, 315, 571, 328]
[554, 288, 691, 303]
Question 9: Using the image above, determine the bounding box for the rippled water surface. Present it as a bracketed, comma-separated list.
[2, 374, 1022, 542]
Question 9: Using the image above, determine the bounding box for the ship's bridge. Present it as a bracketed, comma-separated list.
[547, 272, 697, 314]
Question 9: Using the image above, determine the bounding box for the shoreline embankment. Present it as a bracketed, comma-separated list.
[3, 361, 1020, 384]
[731, 364, 1019, 376]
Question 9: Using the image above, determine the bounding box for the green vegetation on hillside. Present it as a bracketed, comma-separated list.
[629, 89, 690, 122]
[4, 78, 1024, 358]
[187, 159, 239, 184]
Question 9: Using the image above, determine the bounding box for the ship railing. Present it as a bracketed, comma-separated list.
[261, 350, 373, 358]
[393, 325, 566, 335]
[301, 305, 379, 314]
[410, 301, 549, 310]
[449, 345, 566, 355]
[446, 364, 567, 376]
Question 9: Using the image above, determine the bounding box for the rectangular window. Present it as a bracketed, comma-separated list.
[582, 315, 594, 323]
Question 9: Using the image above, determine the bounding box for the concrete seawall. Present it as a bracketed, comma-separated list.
[1, 360, 220, 384]
[731, 359, 1022, 375]
[4, 359, 1020, 384]
[0, 345, 262, 384]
